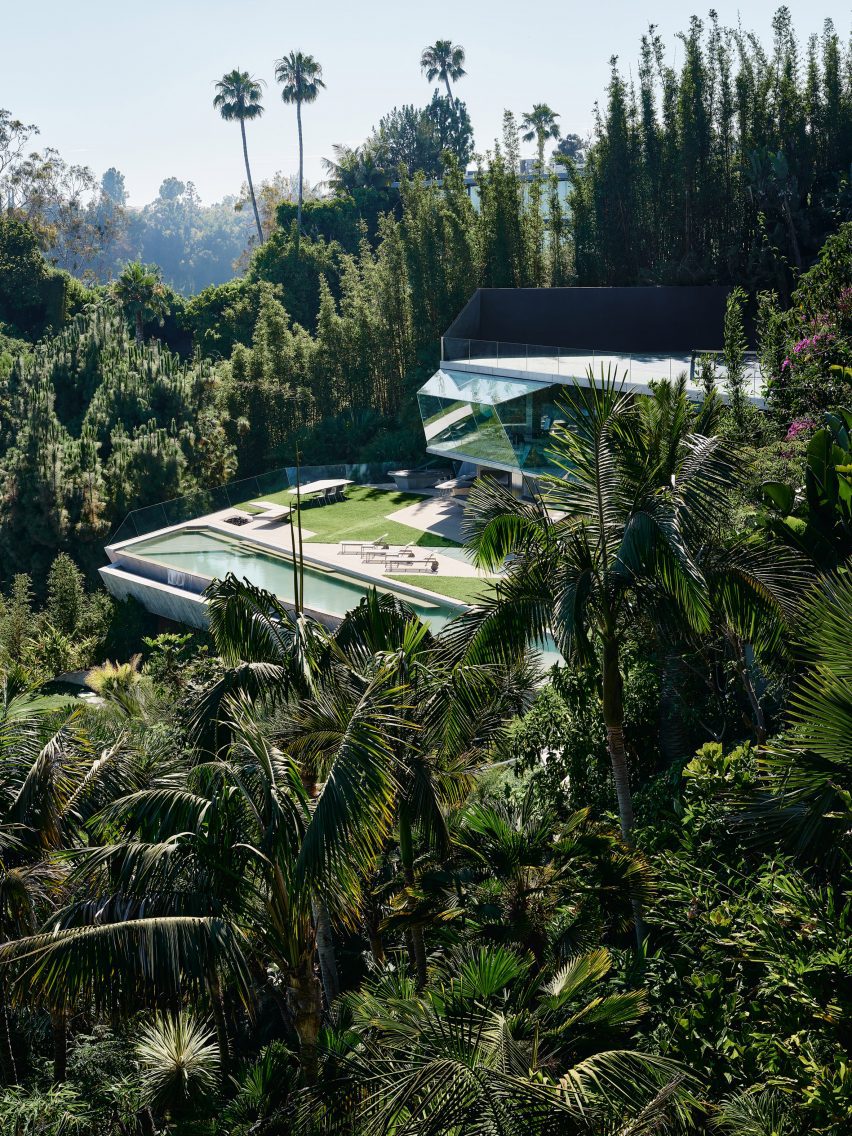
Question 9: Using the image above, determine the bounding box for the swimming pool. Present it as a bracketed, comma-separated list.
[117, 527, 464, 633]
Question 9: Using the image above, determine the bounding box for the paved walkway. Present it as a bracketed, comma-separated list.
[386, 495, 468, 544]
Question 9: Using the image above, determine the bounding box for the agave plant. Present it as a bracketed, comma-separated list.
[136, 1011, 219, 1118]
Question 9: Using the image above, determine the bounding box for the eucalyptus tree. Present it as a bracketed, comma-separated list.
[521, 103, 561, 171]
[274, 52, 325, 239]
[458, 372, 802, 944]
[213, 69, 266, 245]
[419, 39, 467, 102]
[112, 261, 169, 344]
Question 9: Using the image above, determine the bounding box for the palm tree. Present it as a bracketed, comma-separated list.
[458, 372, 765, 944]
[521, 103, 561, 171]
[420, 39, 467, 102]
[458, 785, 654, 966]
[754, 569, 852, 865]
[112, 262, 169, 345]
[274, 52, 325, 240]
[305, 944, 684, 1134]
[213, 69, 265, 245]
[195, 580, 534, 990]
[0, 670, 149, 1084]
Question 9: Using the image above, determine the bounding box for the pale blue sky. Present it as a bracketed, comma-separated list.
[7, 1, 849, 203]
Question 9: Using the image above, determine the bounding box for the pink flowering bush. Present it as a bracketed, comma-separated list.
[785, 417, 816, 440]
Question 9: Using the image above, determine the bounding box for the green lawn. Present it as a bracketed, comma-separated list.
[388, 574, 496, 604]
[233, 485, 459, 548]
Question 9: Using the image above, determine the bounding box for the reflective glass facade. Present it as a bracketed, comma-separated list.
[417, 368, 569, 476]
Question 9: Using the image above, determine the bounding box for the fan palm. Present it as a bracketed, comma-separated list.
[456, 372, 749, 943]
[112, 262, 169, 345]
[274, 52, 325, 239]
[306, 944, 685, 1135]
[420, 40, 467, 102]
[457, 785, 655, 965]
[213, 69, 265, 244]
[521, 103, 561, 171]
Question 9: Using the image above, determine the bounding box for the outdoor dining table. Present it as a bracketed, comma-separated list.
[288, 478, 353, 504]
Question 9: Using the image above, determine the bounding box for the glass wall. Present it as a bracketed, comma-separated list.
[417, 368, 569, 476]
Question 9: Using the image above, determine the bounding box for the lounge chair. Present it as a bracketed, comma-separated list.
[358, 535, 392, 562]
[341, 533, 388, 556]
[385, 554, 439, 573]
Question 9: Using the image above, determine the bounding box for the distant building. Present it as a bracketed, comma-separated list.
[392, 160, 579, 216]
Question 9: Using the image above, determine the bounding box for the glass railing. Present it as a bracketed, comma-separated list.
[107, 460, 406, 546]
[441, 338, 763, 395]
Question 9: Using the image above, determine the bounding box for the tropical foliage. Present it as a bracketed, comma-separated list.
[3, 11, 852, 1134]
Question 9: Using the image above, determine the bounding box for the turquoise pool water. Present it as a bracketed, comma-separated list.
[122, 527, 463, 633]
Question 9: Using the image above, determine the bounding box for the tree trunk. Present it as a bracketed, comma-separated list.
[364, 894, 385, 965]
[601, 636, 647, 948]
[399, 806, 428, 989]
[134, 310, 144, 345]
[444, 76, 454, 103]
[207, 969, 230, 1084]
[0, 986, 17, 1085]
[287, 961, 322, 1084]
[783, 200, 803, 270]
[138, 1106, 157, 1136]
[659, 649, 688, 765]
[313, 900, 340, 1007]
[241, 118, 264, 245]
[296, 98, 304, 246]
[51, 1009, 67, 1085]
[301, 767, 341, 1007]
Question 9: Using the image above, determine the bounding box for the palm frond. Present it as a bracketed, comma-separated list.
[0, 915, 250, 1013]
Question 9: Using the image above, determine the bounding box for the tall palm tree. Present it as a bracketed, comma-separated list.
[213, 69, 265, 245]
[194, 580, 534, 990]
[457, 371, 796, 945]
[112, 262, 169, 345]
[521, 103, 561, 171]
[274, 52, 325, 241]
[420, 40, 467, 102]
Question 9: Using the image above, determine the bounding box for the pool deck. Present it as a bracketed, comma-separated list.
[182, 505, 488, 580]
[104, 492, 496, 630]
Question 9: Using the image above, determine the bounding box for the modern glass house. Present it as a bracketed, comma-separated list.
[417, 286, 763, 485]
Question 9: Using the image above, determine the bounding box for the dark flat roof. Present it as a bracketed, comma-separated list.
[444, 286, 753, 354]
